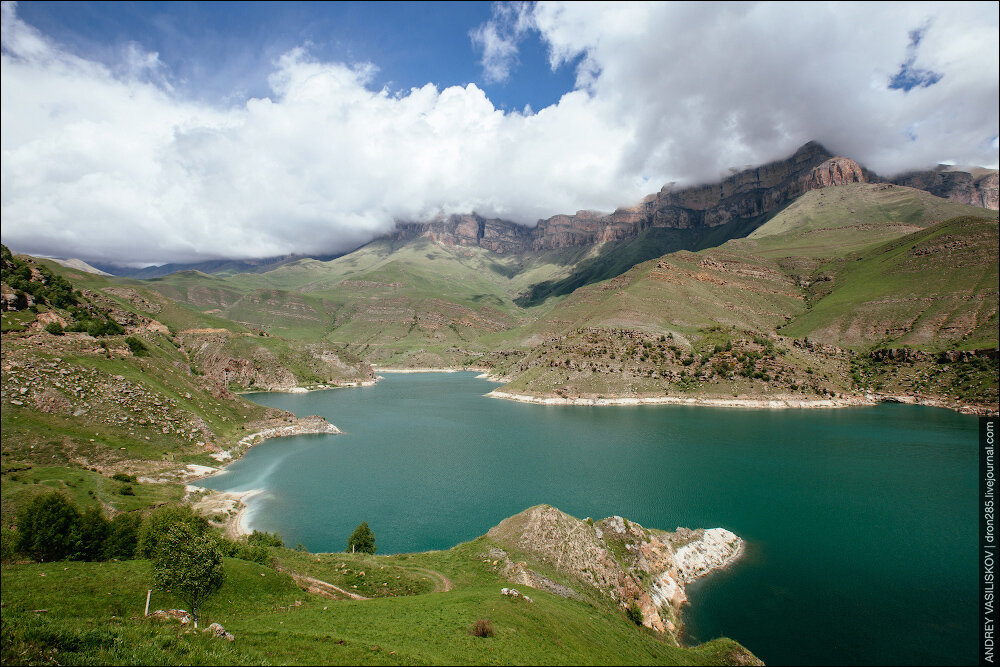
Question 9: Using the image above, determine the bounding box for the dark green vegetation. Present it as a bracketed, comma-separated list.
[347, 521, 377, 554]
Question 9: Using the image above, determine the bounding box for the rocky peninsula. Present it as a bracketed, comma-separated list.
[485, 505, 744, 639]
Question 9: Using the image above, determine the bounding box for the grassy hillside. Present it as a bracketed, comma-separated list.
[145, 239, 582, 366]
[2, 528, 759, 666]
[1, 250, 370, 528]
[486, 186, 998, 409]
[782, 215, 998, 349]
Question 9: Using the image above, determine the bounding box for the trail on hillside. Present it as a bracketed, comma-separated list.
[400, 566, 454, 593]
[280, 569, 370, 601]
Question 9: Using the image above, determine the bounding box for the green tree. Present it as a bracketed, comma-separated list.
[346, 521, 376, 554]
[625, 601, 644, 626]
[136, 504, 210, 559]
[75, 504, 109, 561]
[44, 321, 64, 335]
[15, 492, 81, 562]
[104, 513, 142, 561]
[152, 523, 224, 628]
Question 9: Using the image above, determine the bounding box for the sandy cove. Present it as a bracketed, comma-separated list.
[187, 487, 265, 539]
[176, 415, 343, 536]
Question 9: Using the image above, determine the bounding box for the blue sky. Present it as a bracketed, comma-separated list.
[2, 1, 997, 265]
[13, 1, 580, 111]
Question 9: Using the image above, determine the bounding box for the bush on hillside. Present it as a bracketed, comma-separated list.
[103, 513, 142, 560]
[346, 521, 376, 554]
[124, 336, 148, 356]
[136, 505, 210, 559]
[15, 492, 81, 562]
[625, 601, 644, 626]
[470, 619, 494, 637]
[152, 522, 224, 628]
[75, 505, 109, 562]
[45, 322, 64, 335]
[246, 530, 284, 548]
[215, 536, 270, 566]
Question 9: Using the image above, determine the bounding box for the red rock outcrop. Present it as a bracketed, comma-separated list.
[804, 156, 867, 190]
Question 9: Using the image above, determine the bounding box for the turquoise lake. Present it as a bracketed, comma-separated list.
[197, 372, 978, 666]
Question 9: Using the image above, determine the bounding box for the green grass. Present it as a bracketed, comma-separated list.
[0, 465, 184, 528]
[1, 540, 758, 666]
[781, 215, 999, 349]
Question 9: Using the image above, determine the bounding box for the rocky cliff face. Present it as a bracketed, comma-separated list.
[389, 142, 876, 253]
[387, 143, 995, 257]
[890, 166, 999, 210]
[485, 505, 744, 639]
[805, 156, 868, 190]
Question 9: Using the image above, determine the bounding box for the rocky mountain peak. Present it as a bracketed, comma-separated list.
[804, 156, 867, 190]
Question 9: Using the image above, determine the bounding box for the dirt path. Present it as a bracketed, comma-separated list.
[402, 566, 454, 593]
[279, 564, 453, 601]
[280, 570, 370, 601]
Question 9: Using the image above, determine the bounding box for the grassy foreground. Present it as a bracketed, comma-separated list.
[2, 538, 757, 666]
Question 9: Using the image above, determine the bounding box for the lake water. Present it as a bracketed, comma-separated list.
[197, 372, 978, 666]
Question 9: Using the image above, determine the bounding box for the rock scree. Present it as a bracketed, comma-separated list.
[485, 505, 743, 638]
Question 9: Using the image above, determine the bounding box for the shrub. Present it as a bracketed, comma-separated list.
[16, 492, 81, 562]
[215, 536, 270, 565]
[117, 485, 134, 496]
[346, 521, 376, 554]
[152, 522, 224, 628]
[104, 513, 142, 560]
[111, 472, 135, 483]
[246, 529, 284, 548]
[136, 505, 210, 559]
[75, 505, 109, 561]
[625, 602, 644, 625]
[124, 336, 148, 357]
[45, 322, 64, 335]
[470, 619, 494, 638]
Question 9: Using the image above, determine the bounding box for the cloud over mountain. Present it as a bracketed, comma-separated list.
[1, 1, 997, 265]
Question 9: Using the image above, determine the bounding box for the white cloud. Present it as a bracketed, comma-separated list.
[1, 1, 997, 265]
[470, 2, 535, 84]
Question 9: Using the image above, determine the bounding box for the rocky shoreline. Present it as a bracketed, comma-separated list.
[486, 389, 877, 409]
[486, 505, 746, 640]
[486, 388, 997, 415]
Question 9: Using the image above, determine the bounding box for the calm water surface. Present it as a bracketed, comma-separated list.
[197, 372, 978, 666]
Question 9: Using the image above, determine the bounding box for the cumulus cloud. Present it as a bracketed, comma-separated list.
[1, 1, 997, 265]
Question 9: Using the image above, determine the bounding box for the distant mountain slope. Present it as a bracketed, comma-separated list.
[91, 253, 344, 279]
[485, 185, 997, 411]
[890, 164, 998, 210]
[783, 215, 999, 349]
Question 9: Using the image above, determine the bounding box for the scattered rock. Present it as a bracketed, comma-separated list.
[207, 622, 234, 641]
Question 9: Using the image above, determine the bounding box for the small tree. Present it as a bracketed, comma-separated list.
[16, 492, 81, 562]
[103, 513, 142, 561]
[137, 504, 210, 559]
[346, 521, 376, 554]
[75, 504, 109, 561]
[45, 321, 64, 335]
[626, 601, 644, 626]
[152, 522, 224, 628]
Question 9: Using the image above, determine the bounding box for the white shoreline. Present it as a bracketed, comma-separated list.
[372, 367, 486, 373]
[485, 389, 878, 409]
